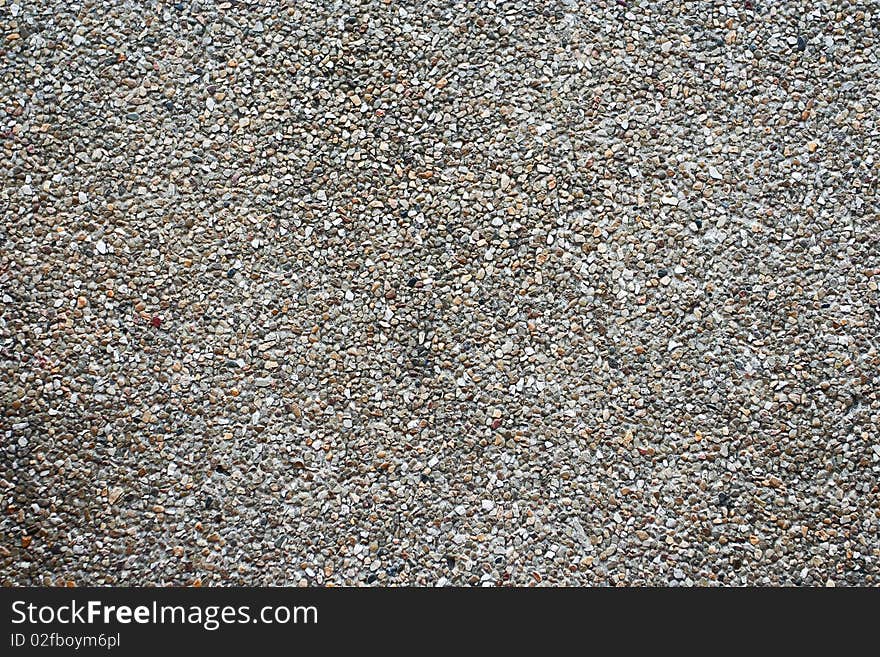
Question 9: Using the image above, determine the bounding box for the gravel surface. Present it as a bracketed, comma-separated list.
[2, 0, 878, 586]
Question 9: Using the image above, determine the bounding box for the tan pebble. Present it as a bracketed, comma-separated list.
[108, 487, 123, 504]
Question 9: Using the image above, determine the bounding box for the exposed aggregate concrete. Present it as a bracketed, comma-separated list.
[1, 1, 878, 585]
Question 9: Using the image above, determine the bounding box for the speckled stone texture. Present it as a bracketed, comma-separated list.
[1, 1, 878, 586]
